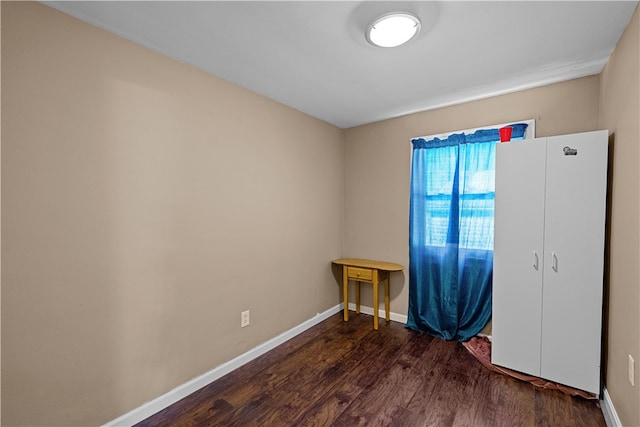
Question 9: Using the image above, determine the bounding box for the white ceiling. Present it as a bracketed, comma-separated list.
[44, 1, 638, 129]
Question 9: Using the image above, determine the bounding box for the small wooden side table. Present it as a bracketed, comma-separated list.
[332, 258, 404, 330]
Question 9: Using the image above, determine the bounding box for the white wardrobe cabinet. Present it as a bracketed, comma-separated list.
[492, 129, 608, 396]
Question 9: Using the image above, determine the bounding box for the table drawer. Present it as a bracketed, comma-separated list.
[347, 266, 373, 281]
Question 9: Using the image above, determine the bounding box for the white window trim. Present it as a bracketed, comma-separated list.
[412, 119, 536, 142]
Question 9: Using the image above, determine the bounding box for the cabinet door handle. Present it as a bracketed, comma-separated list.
[533, 251, 539, 271]
[552, 252, 558, 273]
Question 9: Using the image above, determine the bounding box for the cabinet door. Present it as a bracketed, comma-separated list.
[541, 130, 608, 394]
[492, 139, 546, 376]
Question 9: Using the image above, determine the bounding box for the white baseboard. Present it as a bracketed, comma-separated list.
[601, 387, 622, 427]
[102, 304, 343, 427]
[346, 302, 408, 324]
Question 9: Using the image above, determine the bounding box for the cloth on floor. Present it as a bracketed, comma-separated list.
[462, 335, 597, 400]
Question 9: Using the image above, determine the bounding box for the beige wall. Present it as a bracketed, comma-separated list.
[343, 76, 600, 316]
[344, 6, 639, 424]
[1, 3, 344, 426]
[3, 1, 639, 426]
[599, 5, 640, 426]
[0, 2, 3, 425]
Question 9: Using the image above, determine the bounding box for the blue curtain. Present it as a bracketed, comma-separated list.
[407, 124, 528, 341]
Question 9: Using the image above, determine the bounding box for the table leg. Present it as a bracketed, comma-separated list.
[355, 281, 361, 313]
[343, 265, 349, 322]
[373, 269, 379, 330]
[385, 272, 390, 321]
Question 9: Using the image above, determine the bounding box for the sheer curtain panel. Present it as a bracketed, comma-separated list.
[407, 124, 528, 341]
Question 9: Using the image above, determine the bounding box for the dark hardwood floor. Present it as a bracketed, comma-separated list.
[135, 313, 606, 427]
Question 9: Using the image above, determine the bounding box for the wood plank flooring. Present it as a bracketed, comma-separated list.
[135, 313, 606, 427]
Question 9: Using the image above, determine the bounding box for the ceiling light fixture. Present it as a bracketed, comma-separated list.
[366, 12, 421, 48]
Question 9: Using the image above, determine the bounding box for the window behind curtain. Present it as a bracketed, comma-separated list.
[417, 122, 531, 251]
[407, 121, 531, 341]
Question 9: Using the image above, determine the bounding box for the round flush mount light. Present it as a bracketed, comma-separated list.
[366, 12, 421, 48]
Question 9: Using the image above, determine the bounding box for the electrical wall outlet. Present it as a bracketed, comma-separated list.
[629, 354, 635, 386]
[241, 310, 250, 328]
